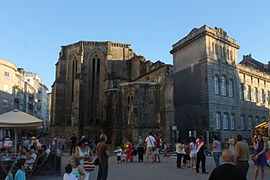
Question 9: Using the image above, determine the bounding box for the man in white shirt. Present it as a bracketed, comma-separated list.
[145, 132, 156, 163]
[25, 149, 37, 169]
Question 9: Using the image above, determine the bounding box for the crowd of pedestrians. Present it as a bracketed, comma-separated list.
[174, 134, 270, 180]
[62, 132, 270, 180]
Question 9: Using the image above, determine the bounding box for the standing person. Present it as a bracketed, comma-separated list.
[228, 137, 235, 155]
[183, 141, 191, 168]
[124, 140, 133, 162]
[208, 149, 246, 180]
[114, 146, 123, 164]
[70, 134, 78, 156]
[154, 133, 161, 163]
[253, 134, 267, 180]
[190, 137, 197, 169]
[234, 134, 249, 178]
[212, 136, 221, 167]
[74, 139, 92, 180]
[196, 136, 208, 174]
[176, 138, 185, 168]
[97, 134, 110, 180]
[145, 132, 156, 164]
[137, 136, 144, 162]
[14, 159, 26, 180]
[61, 135, 67, 151]
[56, 140, 63, 176]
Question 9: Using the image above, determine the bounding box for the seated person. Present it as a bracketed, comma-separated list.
[40, 145, 51, 160]
[24, 149, 37, 169]
[17, 147, 28, 160]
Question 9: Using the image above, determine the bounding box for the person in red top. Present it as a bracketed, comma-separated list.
[124, 140, 133, 162]
[196, 136, 208, 174]
[154, 133, 161, 163]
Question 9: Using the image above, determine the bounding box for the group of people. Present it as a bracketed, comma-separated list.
[176, 135, 213, 173]
[175, 134, 270, 180]
[113, 133, 163, 164]
[0, 136, 53, 180]
[64, 134, 109, 180]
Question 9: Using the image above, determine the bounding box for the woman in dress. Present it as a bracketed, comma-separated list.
[75, 139, 92, 180]
[253, 134, 267, 180]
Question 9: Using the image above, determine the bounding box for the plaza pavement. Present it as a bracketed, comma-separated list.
[35, 153, 270, 180]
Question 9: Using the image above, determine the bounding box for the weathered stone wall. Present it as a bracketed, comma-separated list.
[51, 41, 173, 145]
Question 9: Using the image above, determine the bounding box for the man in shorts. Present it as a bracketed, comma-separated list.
[154, 133, 161, 163]
[145, 132, 156, 163]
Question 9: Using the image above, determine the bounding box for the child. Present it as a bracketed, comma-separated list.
[114, 146, 123, 164]
[71, 158, 86, 180]
[183, 142, 191, 168]
[14, 159, 26, 180]
[63, 164, 77, 180]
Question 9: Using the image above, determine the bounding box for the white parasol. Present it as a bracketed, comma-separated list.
[0, 109, 43, 152]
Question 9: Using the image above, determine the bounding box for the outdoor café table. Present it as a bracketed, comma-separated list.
[0, 153, 18, 176]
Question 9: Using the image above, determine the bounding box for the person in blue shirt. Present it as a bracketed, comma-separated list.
[14, 159, 26, 180]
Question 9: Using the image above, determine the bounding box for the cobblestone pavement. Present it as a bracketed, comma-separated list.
[35, 153, 269, 180]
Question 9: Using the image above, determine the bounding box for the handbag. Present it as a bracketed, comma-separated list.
[94, 157, 99, 165]
[252, 154, 259, 162]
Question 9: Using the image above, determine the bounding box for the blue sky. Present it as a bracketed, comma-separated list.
[0, 1, 269, 90]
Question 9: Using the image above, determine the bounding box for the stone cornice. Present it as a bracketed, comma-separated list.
[170, 25, 240, 54]
[62, 41, 131, 49]
[237, 64, 270, 81]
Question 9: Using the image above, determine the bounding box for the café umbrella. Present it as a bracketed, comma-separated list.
[0, 109, 43, 152]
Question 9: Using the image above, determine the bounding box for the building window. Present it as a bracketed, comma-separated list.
[227, 49, 230, 60]
[220, 46, 223, 58]
[214, 75, 219, 95]
[228, 79, 233, 97]
[223, 113, 229, 130]
[241, 116, 245, 129]
[223, 47, 226, 59]
[255, 116, 259, 125]
[221, 76, 227, 96]
[4, 71, 9, 77]
[216, 112, 221, 130]
[230, 50, 233, 60]
[2, 99, 8, 108]
[268, 91, 270, 104]
[3, 84, 9, 92]
[262, 117, 266, 123]
[230, 114, 235, 130]
[254, 87, 258, 102]
[247, 85, 251, 101]
[215, 44, 219, 57]
[239, 83, 244, 100]
[262, 89, 266, 103]
[248, 116, 252, 130]
[212, 43, 215, 54]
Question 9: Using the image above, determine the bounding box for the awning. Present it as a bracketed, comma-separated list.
[0, 109, 42, 129]
[255, 120, 270, 129]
